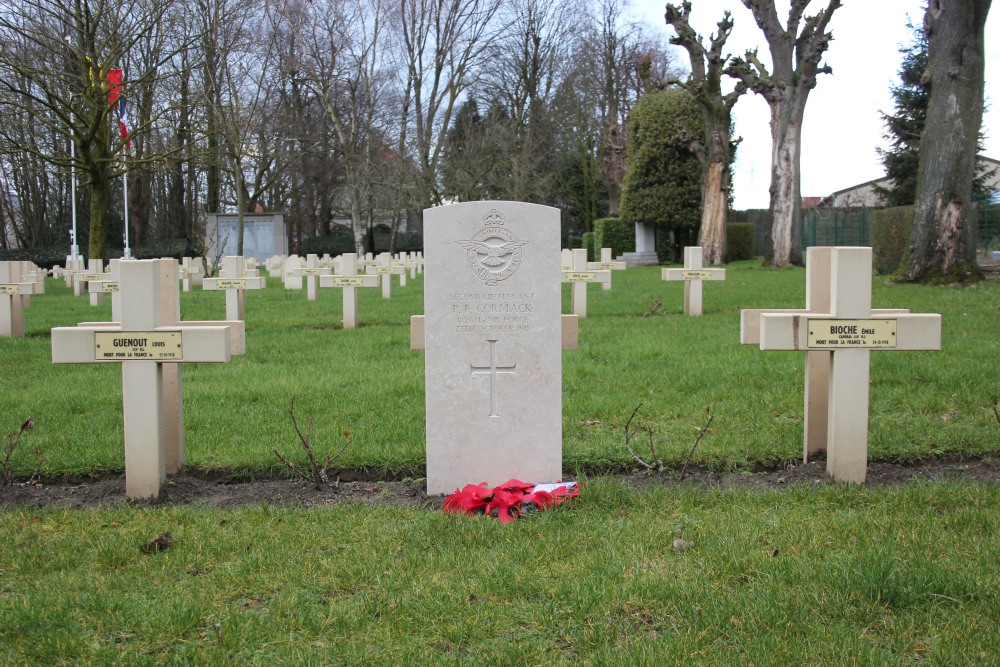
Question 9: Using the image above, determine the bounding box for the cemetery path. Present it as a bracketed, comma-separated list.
[1, 455, 997, 510]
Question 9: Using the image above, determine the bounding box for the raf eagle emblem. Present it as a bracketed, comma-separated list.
[457, 210, 528, 286]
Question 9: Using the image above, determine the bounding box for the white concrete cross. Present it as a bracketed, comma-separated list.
[1, 261, 39, 337]
[202, 255, 267, 320]
[750, 246, 941, 483]
[179, 257, 205, 292]
[78, 259, 246, 481]
[740, 247, 909, 461]
[77, 259, 109, 307]
[85, 259, 122, 321]
[318, 252, 379, 329]
[662, 246, 726, 316]
[64, 258, 85, 290]
[289, 253, 331, 301]
[391, 254, 417, 286]
[52, 259, 234, 499]
[375, 252, 404, 298]
[14, 261, 44, 309]
[587, 247, 627, 291]
[561, 248, 610, 317]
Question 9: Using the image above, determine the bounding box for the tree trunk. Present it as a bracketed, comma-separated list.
[87, 167, 110, 260]
[699, 160, 727, 263]
[768, 97, 805, 267]
[903, 0, 990, 282]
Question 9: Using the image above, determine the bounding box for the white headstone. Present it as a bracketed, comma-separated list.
[318, 253, 379, 328]
[561, 248, 610, 317]
[422, 201, 563, 495]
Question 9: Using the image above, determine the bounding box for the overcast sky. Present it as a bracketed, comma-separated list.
[632, 0, 1000, 209]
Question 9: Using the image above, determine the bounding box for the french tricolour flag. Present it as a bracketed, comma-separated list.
[106, 68, 131, 147]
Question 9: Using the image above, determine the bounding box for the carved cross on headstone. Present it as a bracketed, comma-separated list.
[52, 260, 234, 499]
[662, 246, 726, 316]
[748, 247, 941, 483]
[469, 339, 517, 417]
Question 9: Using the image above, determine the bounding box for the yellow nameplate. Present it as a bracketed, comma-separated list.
[300, 268, 322, 276]
[596, 262, 620, 270]
[100, 282, 120, 293]
[564, 272, 596, 282]
[806, 319, 897, 349]
[376, 267, 398, 274]
[180, 268, 200, 275]
[95, 331, 183, 360]
[82, 273, 107, 281]
[0, 284, 19, 295]
[216, 279, 246, 289]
[681, 270, 712, 280]
[333, 276, 365, 287]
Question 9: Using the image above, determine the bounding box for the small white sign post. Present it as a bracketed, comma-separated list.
[202, 256, 267, 321]
[64, 258, 84, 290]
[179, 257, 205, 292]
[318, 253, 379, 329]
[587, 247, 627, 291]
[1, 261, 39, 337]
[52, 260, 233, 499]
[392, 254, 417, 287]
[561, 248, 610, 317]
[375, 252, 404, 299]
[752, 247, 942, 483]
[662, 246, 726, 316]
[289, 253, 330, 301]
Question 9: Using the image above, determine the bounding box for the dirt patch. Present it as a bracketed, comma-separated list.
[1, 455, 996, 510]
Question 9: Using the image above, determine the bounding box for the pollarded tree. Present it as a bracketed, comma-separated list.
[903, 0, 992, 283]
[726, 0, 841, 267]
[665, 1, 746, 265]
[620, 88, 703, 255]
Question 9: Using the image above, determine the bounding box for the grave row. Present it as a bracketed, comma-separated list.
[3, 202, 942, 499]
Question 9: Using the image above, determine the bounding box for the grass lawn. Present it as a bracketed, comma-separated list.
[1, 259, 997, 664]
[1, 260, 996, 477]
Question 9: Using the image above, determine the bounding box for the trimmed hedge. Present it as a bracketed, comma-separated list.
[725, 223, 755, 262]
[870, 206, 913, 275]
[0, 239, 198, 268]
[593, 217, 634, 258]
[302, 226, 423, 256]
[581, 232, 595, 262]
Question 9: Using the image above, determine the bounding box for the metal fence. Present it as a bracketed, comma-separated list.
[741, 203, 1000, 262]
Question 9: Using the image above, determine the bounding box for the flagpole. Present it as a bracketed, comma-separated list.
[123, 161, 131, 259]
[70, 138, 79, 261]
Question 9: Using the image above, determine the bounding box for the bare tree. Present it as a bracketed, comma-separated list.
[726, 0, 841, 267]
[0, 0, 184, 259]
[665, 2, 746, 266]
[398, 0, 503, 210]
[903, 0, 992, 283]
